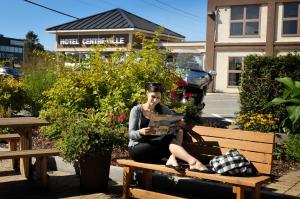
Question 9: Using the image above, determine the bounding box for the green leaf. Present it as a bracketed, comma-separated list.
[287, 106, 300, 125]
[276, 77, 294, 90]
[282, 89, 291, 99]
[295, 81, 300, 89]
[286, 99, 300, 104]
[291, 87, 300, 98]
[264, 98, 287, 108]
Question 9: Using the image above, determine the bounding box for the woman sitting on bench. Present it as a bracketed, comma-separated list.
[128, 82, 208, 172]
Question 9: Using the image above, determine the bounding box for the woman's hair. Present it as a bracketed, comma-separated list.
[146, 82, 163, 114]
[146, 82, 163, 93]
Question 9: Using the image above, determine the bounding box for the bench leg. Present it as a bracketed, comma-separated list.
[142, 170, 152, 190]
[35, 157, 48, 189]
[123, 166, 133, 199]
[233, 186, 245, 199]
[8, 140, 18, 170]
[18, 128, 32, 178]
[252, 186, 261, 199]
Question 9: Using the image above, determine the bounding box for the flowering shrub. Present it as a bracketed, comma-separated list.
[232, 113, 279, 132]
[0, 76, 27, 117]
[56, 109, 128, 163]
[40, 31, 180, 140]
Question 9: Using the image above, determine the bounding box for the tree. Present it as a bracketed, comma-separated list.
[23, 31, 44, 63]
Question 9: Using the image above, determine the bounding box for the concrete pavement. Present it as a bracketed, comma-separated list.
[0, 157, 299, 199]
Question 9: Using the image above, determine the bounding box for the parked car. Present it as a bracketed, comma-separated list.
[0, 66, 20, 79]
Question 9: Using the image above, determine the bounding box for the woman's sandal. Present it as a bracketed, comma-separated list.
[188, 166, 215, 174]
[165, 164, 185, 172]
[188, 161, 215, 174]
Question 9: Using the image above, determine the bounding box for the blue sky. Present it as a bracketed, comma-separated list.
[0, 0, 207, 50]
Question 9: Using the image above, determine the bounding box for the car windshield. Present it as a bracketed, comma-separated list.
[175, 53, 204, 71]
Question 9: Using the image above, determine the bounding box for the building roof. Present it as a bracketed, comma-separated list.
[46, 8, 185, 39]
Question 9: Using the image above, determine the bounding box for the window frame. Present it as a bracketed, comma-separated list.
[282, 3, 300, 36]
[227, 57, 243, 87]
[230, 5, 261, 37]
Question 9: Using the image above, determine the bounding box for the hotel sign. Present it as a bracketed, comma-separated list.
[57, 34, 128, 47]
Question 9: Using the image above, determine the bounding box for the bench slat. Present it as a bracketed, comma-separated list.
[129, 188, 185, 199]
[0, 133, 20, 140]
[184, 153, 271, 174]
[184, 144, 273, 164]
[191, 126, 275, 143]
[117, 159, 270, 187]
[0, 148, 60, 159]
[189, 136, 274, 154]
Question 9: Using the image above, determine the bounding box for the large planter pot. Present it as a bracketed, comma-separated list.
[79, 148, 112, 193]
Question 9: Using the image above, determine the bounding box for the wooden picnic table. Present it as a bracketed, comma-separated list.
[0, 117, 49, 178]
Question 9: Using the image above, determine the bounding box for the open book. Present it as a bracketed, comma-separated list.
[148, 114, 184, 135]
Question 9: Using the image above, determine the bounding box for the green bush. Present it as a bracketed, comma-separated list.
[240, 53, 300, 130]
[240, 54, 300, 161]
[0, 76, 27, 117]
[265, 77, 300, 134]
[40, 32, 180, 139]
[22, 51, 61, 116]
[285, 134, 300, 162]
[56, 110, 128, 163]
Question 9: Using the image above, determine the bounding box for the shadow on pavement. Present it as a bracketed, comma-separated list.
[139, 173, 299, 199]
[0, 168, 298, 199]
[0, 171, 122, 199]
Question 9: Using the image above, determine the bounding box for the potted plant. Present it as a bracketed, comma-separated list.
[56, 109, 128, 193]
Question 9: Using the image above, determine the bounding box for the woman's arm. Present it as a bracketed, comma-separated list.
[128, 106, 142, 140]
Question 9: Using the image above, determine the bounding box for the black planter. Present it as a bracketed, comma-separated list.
[79, 148, 112, 193]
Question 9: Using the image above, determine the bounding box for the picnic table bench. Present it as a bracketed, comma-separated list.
[0, 148, 60, 188]
[0, 117, 60, 189]
[0, 133, 20, 169]
[117, 126, 275, 199]
[0, 117, 49, 178]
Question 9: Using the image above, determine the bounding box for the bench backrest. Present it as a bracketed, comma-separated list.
[183, 126, 275, 175]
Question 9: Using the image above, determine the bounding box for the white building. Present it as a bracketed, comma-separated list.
[206, 0, 300, 93]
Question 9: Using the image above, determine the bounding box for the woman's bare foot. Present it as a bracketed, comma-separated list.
[166, 154, 179, 167]
[189, 160, 208, 171]
[166, 154, 185, 172]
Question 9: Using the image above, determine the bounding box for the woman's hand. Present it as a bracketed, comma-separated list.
[139, 127, 156, 135]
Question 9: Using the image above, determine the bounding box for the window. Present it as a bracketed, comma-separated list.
[175, 53, 204, 71]
[283, 3, 300, 35]
[230, 5, 260, 36]
[228, 57, 243, 86]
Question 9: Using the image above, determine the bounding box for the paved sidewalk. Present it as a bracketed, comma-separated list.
[0, 159, 299, 199]
[264, 169, 300, 197]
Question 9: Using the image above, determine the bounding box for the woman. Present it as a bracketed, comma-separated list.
[128, 82, 208, 172]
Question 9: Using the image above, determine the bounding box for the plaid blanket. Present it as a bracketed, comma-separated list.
[209, 149, 253, 175]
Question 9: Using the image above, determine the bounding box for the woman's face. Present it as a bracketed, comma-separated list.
[146, 91, 161, 107]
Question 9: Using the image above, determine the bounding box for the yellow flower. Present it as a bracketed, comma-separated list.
[244, 122, 251, 128]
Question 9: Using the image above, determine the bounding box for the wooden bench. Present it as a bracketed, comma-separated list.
[117, 126, 275, 199]
[0, 148, 60, 188]
[0, 133, 20, 169]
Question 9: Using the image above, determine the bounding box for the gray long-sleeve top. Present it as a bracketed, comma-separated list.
[128, 104, 174, 148]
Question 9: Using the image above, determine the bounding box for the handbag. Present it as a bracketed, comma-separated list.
[209, 149, 253, 175]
